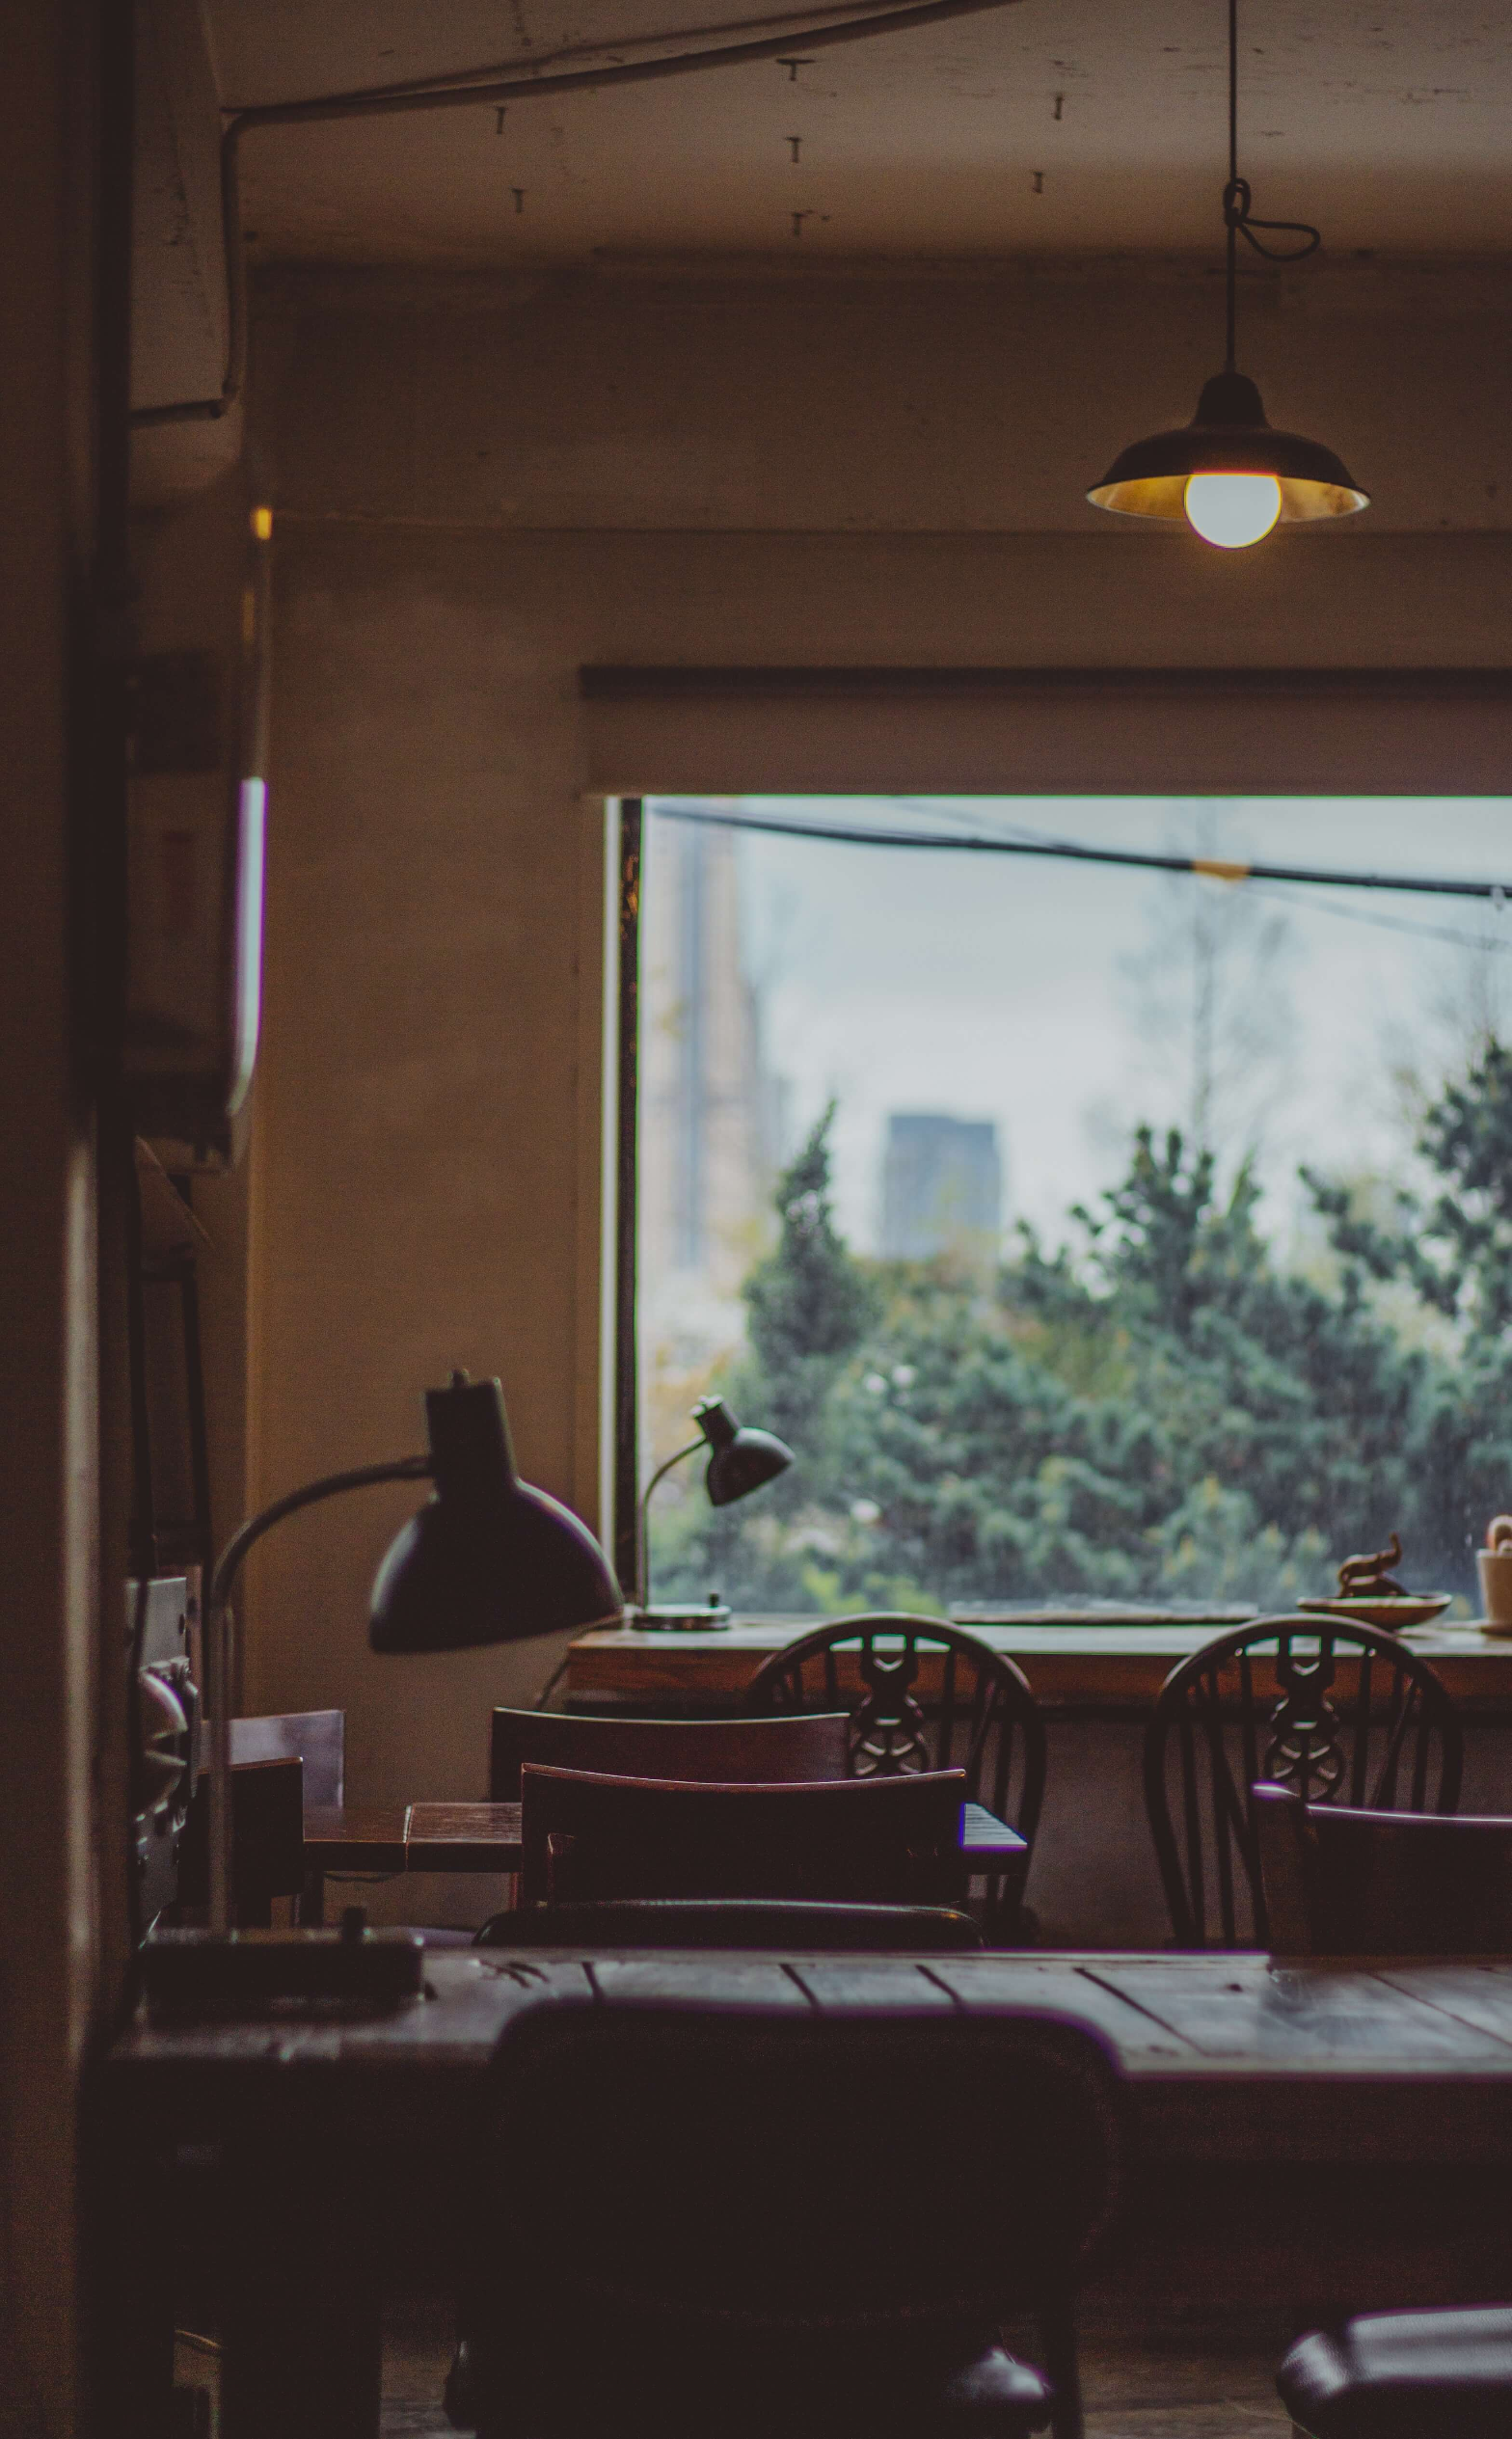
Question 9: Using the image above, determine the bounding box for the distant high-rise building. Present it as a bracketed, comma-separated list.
[640, 818, 784, 1397]
[880, 1113, 1003, 1265]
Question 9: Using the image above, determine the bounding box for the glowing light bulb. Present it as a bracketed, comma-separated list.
[1183, 473, 1282, 549]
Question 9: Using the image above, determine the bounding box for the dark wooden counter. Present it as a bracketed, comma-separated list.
[566, 1616, 1512, 1714]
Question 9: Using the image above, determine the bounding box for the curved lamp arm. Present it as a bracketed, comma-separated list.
[634, 1439, 702, 1612]
[206, 1453, 432, 1934]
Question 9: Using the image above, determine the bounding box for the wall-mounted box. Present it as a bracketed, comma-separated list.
[125, 478, 270, 1168]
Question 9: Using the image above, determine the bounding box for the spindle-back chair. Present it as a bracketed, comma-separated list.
[744, 1614, 1045, 1930]
[1145, 1616, 1462, 1948]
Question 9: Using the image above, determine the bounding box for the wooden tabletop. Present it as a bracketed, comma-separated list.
[103, 1944, 1512, 2436]
[566, 1616, 1512, 1711]
[109, 1948, 1512, 2161]
[303, 1799, 1027, 1874]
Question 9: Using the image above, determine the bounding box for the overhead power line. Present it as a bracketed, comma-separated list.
[652, 800, 1512, 908]
[1247, 884, 1512, 959]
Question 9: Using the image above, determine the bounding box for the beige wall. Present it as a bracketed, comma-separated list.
[242, 258, 1512, 1828]
[257, 256, 1512, 537]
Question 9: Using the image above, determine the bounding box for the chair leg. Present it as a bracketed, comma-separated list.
[220, 2145, 382, 2439]
[1038, 2297, 1083, 2439]
[442, 2336, 476, 2430]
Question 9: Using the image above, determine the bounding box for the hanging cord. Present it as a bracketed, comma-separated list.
[1222, 0, 1319, 370]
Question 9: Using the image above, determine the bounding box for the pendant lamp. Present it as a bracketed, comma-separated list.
[1088, 0, 1367, 547]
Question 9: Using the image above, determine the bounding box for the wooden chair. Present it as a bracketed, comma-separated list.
[464, 2000, 1125, 2439]
[176, 1755, 305, 1925]
[474, 1897, 984, 1949]
[227, 1708, 344, 1804]
[490, 1705, 850, 1797]
[219, 1710, 344, 1924]
[518, 1763, 968, 1909]
[1281, 2307, 1512, 2438]
[743, 1614, 1046, 1931]
[1255, 1780, 1512, 1955]
[1144, 1617, 1463, 1949]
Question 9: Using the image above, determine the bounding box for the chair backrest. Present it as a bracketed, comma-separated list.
[1255, 1781, 1512, 1955]
[490, 1706, 850, 1799]
[476, 2002, 1123, 2424]
[518, 1763, 967, 1909]
[742, 1613, 1047, 1842]
[230, 1709, 344, 1807]
[473, 1897, 985, 1950]
[177, 1755, 305, 1919]
[1144, 1617, 1463, 1949]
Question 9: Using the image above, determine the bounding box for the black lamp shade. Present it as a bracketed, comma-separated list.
[1088, 372, 1367, 526]
[370, 1374, 623, 1651]
[692, 1396, 795, 1508]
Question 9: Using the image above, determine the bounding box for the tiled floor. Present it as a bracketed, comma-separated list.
[374, 2298, 1297, 2437]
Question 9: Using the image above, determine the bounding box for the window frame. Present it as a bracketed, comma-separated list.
[597, 667, 1512, 1609]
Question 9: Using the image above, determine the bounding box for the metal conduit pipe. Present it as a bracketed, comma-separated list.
[133, 0, 1028, 427]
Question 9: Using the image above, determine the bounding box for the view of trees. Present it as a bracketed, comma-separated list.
[650, 1044, 1512, 1617]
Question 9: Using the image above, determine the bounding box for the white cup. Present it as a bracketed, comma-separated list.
[1477, 1547, 1512, 1633]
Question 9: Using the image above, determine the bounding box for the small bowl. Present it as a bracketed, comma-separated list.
[1296, 1594, 1452, 1633]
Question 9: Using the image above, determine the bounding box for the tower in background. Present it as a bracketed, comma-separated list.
[640, 817, 785, 1450]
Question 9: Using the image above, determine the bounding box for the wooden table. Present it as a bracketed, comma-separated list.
[567, 1615, 1512, 1714]
[303, 1802, 521, 1877]
[99, 1949, 1512, 2437]
[301, 1799, 1028, 1914]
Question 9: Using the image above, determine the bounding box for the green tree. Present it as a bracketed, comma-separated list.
[740, 1102, 878, 1460]
[1307, 1037, 1512, 1333]
[656, 1057, 1512, 1615]
[1307, 1038, 1512, 1581]
[648, 1105, 878, 1609]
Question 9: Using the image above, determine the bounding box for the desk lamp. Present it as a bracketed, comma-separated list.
[142, 1371, 623, 2010]
[632, 1396, 793, 1631]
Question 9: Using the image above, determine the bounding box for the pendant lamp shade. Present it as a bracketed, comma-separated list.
[370, 1372, 624, 1651]
[1088, 373, 1367, 529]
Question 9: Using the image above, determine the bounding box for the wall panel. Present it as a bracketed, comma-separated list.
[245, 266, 1512, 1865]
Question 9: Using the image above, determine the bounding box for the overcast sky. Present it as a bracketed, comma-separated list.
[649, 796, 1512, 1261]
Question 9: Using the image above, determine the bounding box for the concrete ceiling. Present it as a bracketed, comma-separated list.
[205, 1, 1512, 264]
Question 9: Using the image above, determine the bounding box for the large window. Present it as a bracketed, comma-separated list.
[634, 796, 1512, 1618]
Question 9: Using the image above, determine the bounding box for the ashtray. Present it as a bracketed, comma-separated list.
[1297, 1594, 1452, 1632]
